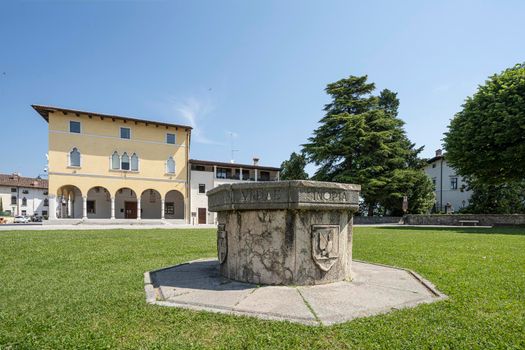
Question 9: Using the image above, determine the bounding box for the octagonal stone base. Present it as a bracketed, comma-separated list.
[145, 259, 446, 326]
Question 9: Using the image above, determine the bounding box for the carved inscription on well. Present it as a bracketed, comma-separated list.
[300, 189, 358, 204]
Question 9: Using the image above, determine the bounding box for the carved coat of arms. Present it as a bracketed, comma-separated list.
[217, 224, 228, 264]
[311, 225, 339, 271]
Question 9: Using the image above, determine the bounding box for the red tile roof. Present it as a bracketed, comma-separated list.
[32, 105, 193, 131]
[0, 174, 48, 189]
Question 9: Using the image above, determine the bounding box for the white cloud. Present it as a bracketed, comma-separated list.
[158, 96, 223, 145]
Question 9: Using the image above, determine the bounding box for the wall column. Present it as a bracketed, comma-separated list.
[110, 197, 115, 219]
[67, 195, 73, 218]
[213, 165, 217, 179]
[240, 167, 243, 180]
[277, 171, 280, 181]
[82, 196, 87, 220]
[137, 196, 141, 220]
[161, 199, 165, 220]
[49, 195, 57, 220]
[255, 169, 258, 182]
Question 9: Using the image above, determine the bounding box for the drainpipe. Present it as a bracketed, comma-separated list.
[440, 157, 443, 212]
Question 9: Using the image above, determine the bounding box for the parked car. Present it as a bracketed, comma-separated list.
[31, 215, 43, 222]
[13, 216, 30, 224]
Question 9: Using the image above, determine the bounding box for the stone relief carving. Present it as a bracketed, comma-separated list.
[217, 224, 228, 264]
[311, 225, 339, 271]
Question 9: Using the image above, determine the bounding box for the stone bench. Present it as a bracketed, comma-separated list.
[458, 220, 479, 226]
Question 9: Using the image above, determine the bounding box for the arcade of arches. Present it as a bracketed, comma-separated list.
[53, 185, 185, 220]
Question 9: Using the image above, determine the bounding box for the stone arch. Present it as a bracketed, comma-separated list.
[140, 189, 162, 219]
[86, 186, 111, 219]
[56, 185, 83, 219]
[165, 190, 184, 220]
[115, 187, 138, 219]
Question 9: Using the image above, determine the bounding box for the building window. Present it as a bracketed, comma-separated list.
[432, 163, 436, 168]
[70, 121, 81, 133]
[216, 168, 229, 179]
[22, 197, 27, 206]
[11, 196, 16, 205]
[43, 191, 48, 195]
[195, 165, 205, 171]
[44, 198, 49, 207]
[87, 200, 96, 214]
[166, 133, 176, 144]
[111, 151, 120, 170]
[42, 210, 48, 217]
[260, 171, 270, 181]
[432, 178, 436, 187]
[21, 210, 27, 216]
[450, 177, 458, 190]
[11, 188, 16, 193]
[130, 153, 139, 171]
[165, 202, 175, 215]
[121, 152, 130, 171]
[166, 156, 175, 174]
[199, 184, 206, 194]
[69, 148, 81, 167]
[22, 189, 29, 194]
[120, 127, 131, 139]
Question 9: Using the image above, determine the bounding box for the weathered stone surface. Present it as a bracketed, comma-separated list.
[403, 214, 525, 226]
[207, 180, 360, 211]
[208, 180, 360, 285]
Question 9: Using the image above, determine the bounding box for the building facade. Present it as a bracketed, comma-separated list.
[33, 105, 192, 222]
[424, 149, 472, 213]
[189, 158, 280, 225]
[0, 173, 48, 217]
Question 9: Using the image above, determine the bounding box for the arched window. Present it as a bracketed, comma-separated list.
[69, 148, 80, 167]
[166, 156, 175, 174]
[130, 153, 139, 171]
[44, 198, 49, 207]
[121, 152, 130, 171]
[111, 151, 120, 170]
[22, 197, 27, 206]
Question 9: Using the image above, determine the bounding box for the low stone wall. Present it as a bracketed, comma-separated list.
[353, 216, 402, 225]
[403, 214, 525, 226]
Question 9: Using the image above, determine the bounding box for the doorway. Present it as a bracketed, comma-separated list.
[198, 208, 207, 224]
[125, 201, 137, 219]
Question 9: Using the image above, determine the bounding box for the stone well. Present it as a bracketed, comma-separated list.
[207, 180, 360, 285]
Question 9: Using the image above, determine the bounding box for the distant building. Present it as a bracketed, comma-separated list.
[424, 149, 472, 213]
[189, 158, 280, 224]
[0, 173, 48, 217]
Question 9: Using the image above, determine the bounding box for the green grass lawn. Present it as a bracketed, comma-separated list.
[1, 226, 524, 349]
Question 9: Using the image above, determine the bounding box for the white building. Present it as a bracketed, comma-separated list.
[424, 150, 472, 213]
[189, 158, 280, 225]
[0, 173, 49, 217]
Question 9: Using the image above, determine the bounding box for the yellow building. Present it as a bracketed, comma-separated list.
[33, 105, 191, 223]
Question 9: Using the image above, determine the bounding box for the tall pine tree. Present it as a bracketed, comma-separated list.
[303, 75, 432, 215]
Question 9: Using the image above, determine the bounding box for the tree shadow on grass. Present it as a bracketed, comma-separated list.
[378, 225, 525, 236]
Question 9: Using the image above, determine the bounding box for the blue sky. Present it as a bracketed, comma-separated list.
[1, 0, 524, 177]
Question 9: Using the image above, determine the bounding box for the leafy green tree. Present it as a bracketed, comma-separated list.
[303, 75, 432, 215]
[382, 169, 435, 215]
[444, 63, 525, 184]
[280, 152, 309, 180]
[461, 178, 525, 214]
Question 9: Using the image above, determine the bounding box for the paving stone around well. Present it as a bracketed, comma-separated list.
[145, 259, 446, 326]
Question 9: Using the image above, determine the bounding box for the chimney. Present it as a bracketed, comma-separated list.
[435, 149, 442, 157]
[253, 157, 260, 166]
